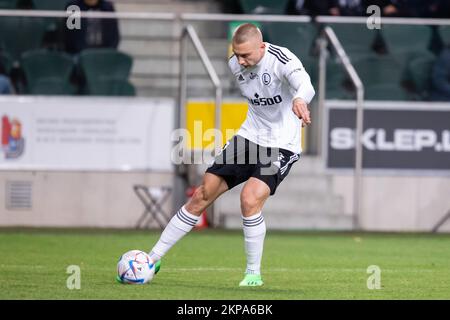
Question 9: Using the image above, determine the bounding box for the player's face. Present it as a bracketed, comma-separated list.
[232, 40, 265, 68]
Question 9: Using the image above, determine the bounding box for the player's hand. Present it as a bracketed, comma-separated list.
[292, 98, 311, 127]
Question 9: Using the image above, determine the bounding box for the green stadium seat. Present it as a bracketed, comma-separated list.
[0, 51, 13, 74]
[21, 49, 74, 94]
[328, 23, 379, 57]
[0, 16, 46, 62]
[32, 0, 66, 10]
[325, 58, 347, 94]
[326, 87, 354, 100]
[87, 79, 136, 96]
[0, 0, 16, 8]
[406, 54, 436, 100]
[28, 78, 75, 95]
[79, 48, 133, 90]
[333, 54, 412, 101]
[308, 56, 350, 100]
[301, 55, 317, 80]
[31, 0, 67, 33]
[351, 54, 403, 88]
[380, 25, 432, 57]
[365, 83, 409, 101]
[239, 0, 290, 14]
[377, 25, 432, 75]
[264, 22, 317, 59]
[438, 26, 450, 46]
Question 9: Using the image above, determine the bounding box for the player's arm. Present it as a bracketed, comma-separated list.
[283, 59, 315, 126]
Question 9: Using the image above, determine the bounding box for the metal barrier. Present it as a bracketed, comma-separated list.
[177, 25, 222, 226]
[179, 24, 222, 149]
[318, 27, 364, 230]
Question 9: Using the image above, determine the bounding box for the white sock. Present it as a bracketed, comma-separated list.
[149, 205, 199, 262]
[242, 212, 266, 275]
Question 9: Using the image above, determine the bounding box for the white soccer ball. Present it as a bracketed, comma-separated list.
[117, 250, 156, 284]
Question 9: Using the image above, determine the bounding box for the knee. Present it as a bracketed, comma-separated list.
[240, 189, 259, 214]
[194, 185, 211, 202]
[185, 185, 211, 214]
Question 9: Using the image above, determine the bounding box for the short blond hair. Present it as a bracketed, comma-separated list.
[232, 23, 263, 44]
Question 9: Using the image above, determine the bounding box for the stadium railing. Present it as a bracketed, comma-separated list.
[318, 26, 364, 230]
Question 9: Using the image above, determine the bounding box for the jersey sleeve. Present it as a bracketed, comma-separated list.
[280, 56, 316, 104]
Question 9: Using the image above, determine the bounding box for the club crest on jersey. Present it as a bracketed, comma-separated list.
[262, 73, 271, 85]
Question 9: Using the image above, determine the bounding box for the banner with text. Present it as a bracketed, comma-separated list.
[325, 101, 450, 171]
[0, 97, 175, 171]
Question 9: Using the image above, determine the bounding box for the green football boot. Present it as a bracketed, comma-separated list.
[239, 274, 264, 287]
[154, 260, 161, 275]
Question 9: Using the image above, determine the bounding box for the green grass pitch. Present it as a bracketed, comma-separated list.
[1, 228, 449, 300]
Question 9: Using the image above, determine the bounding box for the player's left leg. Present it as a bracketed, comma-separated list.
[239, 177, 270, 287]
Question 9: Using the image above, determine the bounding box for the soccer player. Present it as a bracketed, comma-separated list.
[147, 23, 315, 286]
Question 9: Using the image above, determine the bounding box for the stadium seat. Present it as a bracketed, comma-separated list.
[21, 49, 74, 94]
[0, 0, 15, 8]
[264, 22, 317, 59]
[0, 51, 13, 74]
[338, 54, 412, 100]
[28, 78, 75, 95]
[328, 23, 379, 57]
[31, 0, 67, 34]
[324, 58, 346, 89]
[87, 79, 136, 96]
[0, 16, 46, 62]
[438, 26, 450, 46]
[238, 0, 290, 14]
[31, 0, 66, 10]
[380, 25, 432, 56]
[351, 54, 403, 88]
[406, 54, 436, 100]
[365, 83, 409, 101]
[308, 56, 350, 100]
[79, 49, 133, 87]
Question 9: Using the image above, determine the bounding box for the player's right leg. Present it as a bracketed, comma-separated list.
[148, 173, 228, 264]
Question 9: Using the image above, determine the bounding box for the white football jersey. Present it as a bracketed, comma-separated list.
[229, 42, 315, 154]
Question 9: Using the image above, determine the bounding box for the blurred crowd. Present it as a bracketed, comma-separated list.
[223, 0, 450, 18]
[286, 0, 450, 18]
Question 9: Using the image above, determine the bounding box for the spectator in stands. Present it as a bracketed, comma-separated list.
[430, 47, 450, 101]
[319, 0, 427, 17]
[0, 62, 13, 95]
[286, 0, 339, 16]
[426, 0, 450, 18]
[379, 0, 430, 17]
[64, 0, 120, 54]
[16, 0, 33, 9]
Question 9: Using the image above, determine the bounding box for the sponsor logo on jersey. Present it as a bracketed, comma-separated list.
[237, 74, 245, 82]
[249, 72, 258, 80]
[248, 93, 283, 106]
[262, 73, 271, 85]
[287, 68, 302, 77]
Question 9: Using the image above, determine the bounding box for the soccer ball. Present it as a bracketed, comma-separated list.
[117, 250, 156, 284]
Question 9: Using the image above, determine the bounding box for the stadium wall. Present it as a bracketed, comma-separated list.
[1, 97, 450, 232]
[0, 171, 174, 229]
[332, 175, 450, 232]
